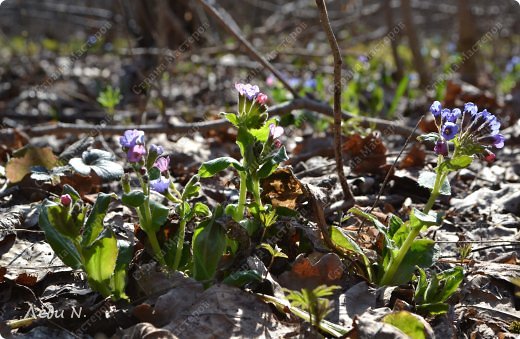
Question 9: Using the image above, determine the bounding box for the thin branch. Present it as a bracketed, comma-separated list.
[195, 0, 299, 98]
[15, 97, 417, 138]
[368, 116, 423, 212]
[315, 0, 355, 204]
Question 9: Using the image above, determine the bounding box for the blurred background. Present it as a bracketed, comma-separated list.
[0, 0, 519, 128]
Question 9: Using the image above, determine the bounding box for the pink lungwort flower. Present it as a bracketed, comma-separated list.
[269, 124, 284, 139]
[154, 156, 170, 173]
[127, 144, 146, 163]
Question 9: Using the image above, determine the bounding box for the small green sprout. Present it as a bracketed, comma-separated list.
[97, 85, 122, 116]
[284, 285, 340, 330]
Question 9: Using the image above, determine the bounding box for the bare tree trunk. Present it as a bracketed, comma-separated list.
[457, 0, 478, 85]
[133, 0, 202, 50]
[385, 0, 403, 81]
[401, 0, 429, 87]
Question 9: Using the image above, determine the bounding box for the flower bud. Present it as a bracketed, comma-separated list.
[484, 150, 496, 163]
[434, 140, 448, 156]
[256, 93, 268, 105]
[139, 167, 147, 175]
[60, 194, 72, 206]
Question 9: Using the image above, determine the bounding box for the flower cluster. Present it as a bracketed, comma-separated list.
[429, 101, 505, 161]
[234, 83, 269, 126]
[120, 129, 146, 163]
[119, 129, 172, 193]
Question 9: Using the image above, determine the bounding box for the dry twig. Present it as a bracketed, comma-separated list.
[16, 97, 417, 138]
[315, 0, 355, 205]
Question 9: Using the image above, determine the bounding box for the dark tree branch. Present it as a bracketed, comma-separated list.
[315, 0, 355, 205]
[8, 98, 417, 139]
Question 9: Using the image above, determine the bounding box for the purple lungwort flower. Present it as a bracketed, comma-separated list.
[441, 122, 458, 140]
[150, 176, 170, 193]
[235, 83, 260, 100]
[149, 144, 164, 155]
[127, 144, 146, 163]
[478, 134, 505, 149]
[120, 129, 145, 149]
[430, 101, 442, 117]
[441, 108, 461, 123]
[434, 140, 448, 156]
[304, 79, 317, 89]
[154, 156, 170, 173]
[464, 102, 478, 116]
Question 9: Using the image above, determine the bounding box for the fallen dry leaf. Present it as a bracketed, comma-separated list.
[343, 132, 387, 174]
[277, 252, 344, 290]
[5, 146, 57, 183]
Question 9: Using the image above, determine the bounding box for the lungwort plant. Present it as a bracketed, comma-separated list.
[333, 101, 504, 290]
[198, 84, 288, 230]
[39, 185, 131, 300]
[118, 130, 211, 272]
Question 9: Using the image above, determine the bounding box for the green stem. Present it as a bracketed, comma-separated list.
[148, 230, 165, 266]
[380, 226, 421, 286]
[136, 169, 165, 266]
[252, 176, 263, 209]
[235, 171, 248, 221]
[172, 214, 187, 271]
[380, 165, 446, 286]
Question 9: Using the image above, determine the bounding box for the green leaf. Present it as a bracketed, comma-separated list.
[122, 190, 145, 208]
[69, 149, 123, 181]
[198, 157, 243, 178]
[391, 239, 435, 285]
[436, 266, 464, 302]
[249, 118, 278, 142]
[38, 201, 82, 269]
[222, 270, 263, 288]
[388, 214, 404, 238]
[181, 175, 201, 200]
[236, 127, 256, 162]
[192, 206, 227, 282]
[110, 240, 133, 300]
[82, 229, 118, 297]
[192, 202, 211, 217]
[382, 311, 428, 339]
[46, 204, 82, 239]
[417, 132, 440, 145]
[449, 155, 473, 170]
[82, 193, 114, 247]
[414, 267, 428, 301]
[415, 302, 450, 315]
[223, 113, 239, 127]
[149, 200, 169, 232]
[409, 208, 437, 231]
[331, 226, 373, 282]
[257, 159, 278, 179]
[417, 171, 451, 195]
[239, 218, 262, 237]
